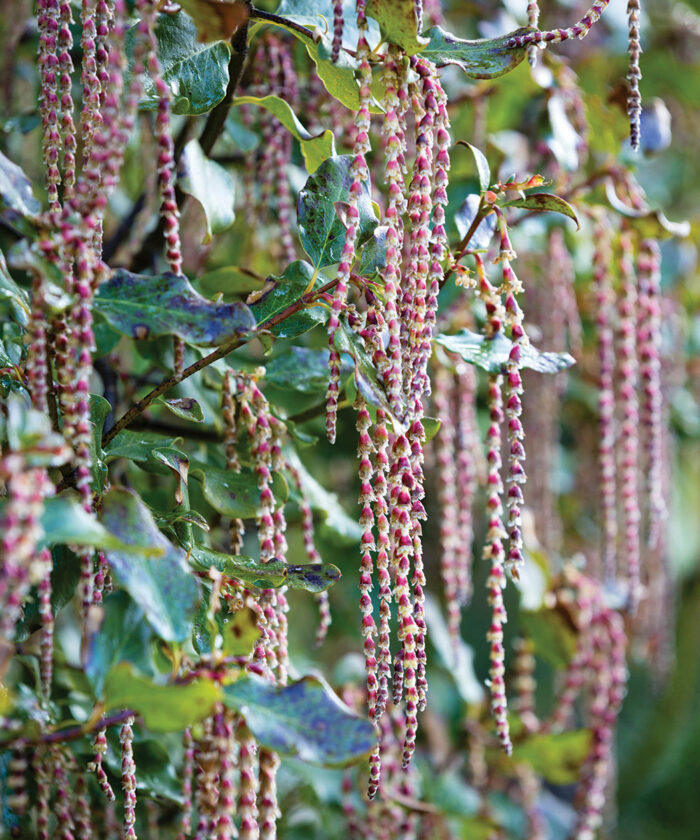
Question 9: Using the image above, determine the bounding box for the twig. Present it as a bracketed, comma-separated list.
[0, 709, 135, 750]
[102, 277, 338, 446]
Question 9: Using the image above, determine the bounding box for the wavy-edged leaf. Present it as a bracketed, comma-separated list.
[503, 192, 580, 229]
[421, 26, 533, 79]
[100, 488, 201, 643]
[189, 461, 288, 518]
[103, 663, 221, 731]
[130, 11, 232, 115]
[265, 347, 352, 393]
[232, 95, 335, 173]
[367, 0, 428, 54]
[95, 269, 256, 346]
[458, 141, 491, 193]
[434, 329, 575, 374]
[177, 0, 249, 43]
[223, 673, 376, 766]
[190, 545, 341, 593]
[104, 430, 185, 466]
[179, 140, 235, 242]
[298, 155, 378, 269]
[248, 261, 328, 339]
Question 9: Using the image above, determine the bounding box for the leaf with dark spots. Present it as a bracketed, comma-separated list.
[0, 151, 40, 236]
[223, 673, 376, 767]
[298, 156, 378, 269]
[248, 261, 328, 339]
[434, 329, 575, 375]
[100, 487, 201, 643]
[189, 461, 288, 519]
[95, 269, 256, 346]
[158, 397, 205, 423]
[190, 546, 340, 593]
[421, 26, 533, 79]
[503, 192, 580, 229]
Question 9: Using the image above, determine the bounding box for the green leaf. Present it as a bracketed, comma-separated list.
[104, 430, 186, 469]
[7, 240, 71, 314]
[285, 449, 362, 546]
[335, 320, 393, 420]
[503, 193, 580, 229]
[223, 674, 376, 766]
[95, 269, 256, 346]
[103, 663, 222, 731]
[190, 461, 288, 519]
[197, 265, 265, 299]
[0, 150, 40, 236]
[248, 261, 328, 339]
[434, 329, 575, 375]
[604, 181, 690, 239]
[37, 494, 159, 554]
[458, 142, 491, 193]
[514, 729, 592, 785]
[190, 545, 341, 592]
[421, 26, 533, 80]
[265, 347, 352, 393]
[0, 393, 70, 467]
[179, 140, 235, 243]
[100, 488, 201, 643]
[130, 11, 232, 115]
[298, 156, 378, 269]
[232, 95, 335, 174]
[193, 600, 261, 657]
[157, 397, 205, 423]
[271, 2, 382, 112]
[357, 225, 388, 278]
[85, 592, 157, 695]
[367, 0, 428, 54]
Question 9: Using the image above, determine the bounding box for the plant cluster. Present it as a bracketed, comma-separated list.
[0, 1, 696, 839]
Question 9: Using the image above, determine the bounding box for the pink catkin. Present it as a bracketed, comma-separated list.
[331, 0, 344, 62]
[89, 726, 115, 800]
[326, 2, 371, 442]
[506, 1, 612, 49]
[483, 374, 512, 755]
[592, 215, 618, 581]
[454, 362, 478, 609]
[52, 748, 75, 838]
[57, 0, 77, 201]
[120, 716, 137, 839]
[237, 721, 259, 840]
[617, 231, 642, 611]
[636, 239, 665, 549]
[178, 727, 195, 840]
[34, 748, 51, 840]
[37, 0, 62, 214]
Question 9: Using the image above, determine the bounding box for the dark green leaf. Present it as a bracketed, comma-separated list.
[357, 225, 388, 278]
[335, 320, 393, 420]
[100, 488, 201, 643]
[265, 347, 352, 393]
[458, 141, 491, 193]
[95, 269, 256, 346]
[503, 193, 580, 229]
[248, 261, 327, 339]
[421, 26, 533, 80]
[367, 0, 428, 54]
[434, 329, 575, 374]
[232, 95, 335, 173]
[103, 663, 222, 731]
[0, 251, 30, 325]
[85, 592, 156, 695]
[194, 601, 261, 657]
[131, 11, 231, 115]
[298, 156, 378, 269]
[157, 397, 205, 423]
[223, 674, 376, 766]
[514, 729, 592, 785]
[190, 461, 288, 518]
[179, 140, 235, 242]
